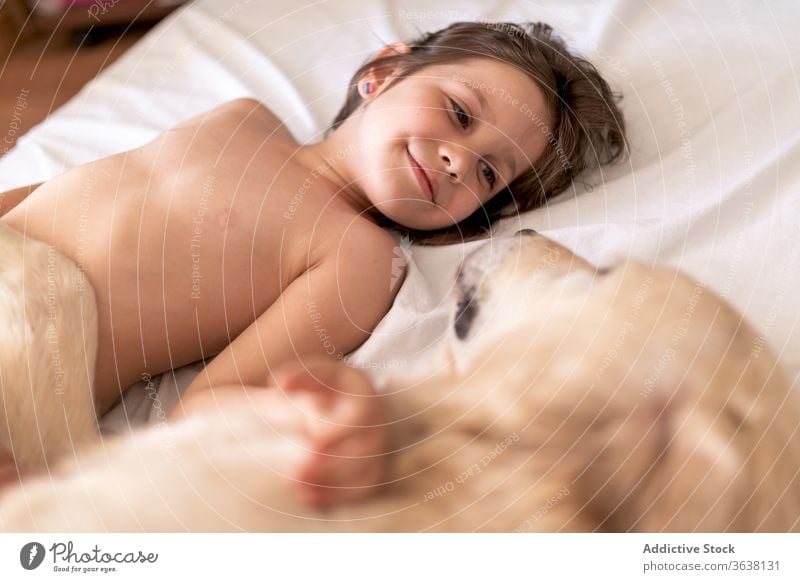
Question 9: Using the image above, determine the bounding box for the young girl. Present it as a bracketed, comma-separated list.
[0, 22, 625, 507]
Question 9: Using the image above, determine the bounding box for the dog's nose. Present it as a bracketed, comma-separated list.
[515, 228, 537, 237]
[454, 286, 478, 340]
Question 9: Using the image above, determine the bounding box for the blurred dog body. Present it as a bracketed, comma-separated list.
[1, 230, 797, 532]
[0, 223, 98, 475]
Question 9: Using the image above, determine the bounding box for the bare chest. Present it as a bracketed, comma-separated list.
[3, 109, 361, 405]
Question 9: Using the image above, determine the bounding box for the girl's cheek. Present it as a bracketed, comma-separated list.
[453, 192, 478, 217]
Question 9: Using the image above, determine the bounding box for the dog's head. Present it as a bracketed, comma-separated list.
[387, 231, 800, 531]
[441, 229, 597, 378]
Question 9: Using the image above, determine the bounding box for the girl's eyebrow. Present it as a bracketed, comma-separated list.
[464, 85, 493, 124]
[471, 86, 490, 119]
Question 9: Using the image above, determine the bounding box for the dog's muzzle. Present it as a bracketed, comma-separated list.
[452, 229, 536, 340]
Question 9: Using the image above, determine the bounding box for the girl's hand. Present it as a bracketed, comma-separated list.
[272, 356, 390, 510]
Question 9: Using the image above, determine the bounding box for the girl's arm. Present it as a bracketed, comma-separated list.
[172, 233, 403, 404]
[170, 355, 390, 509]
[0, 182, 43, 217]
[169, 235, 403, 507]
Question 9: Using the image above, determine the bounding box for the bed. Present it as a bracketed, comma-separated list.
[1, 0, 798, 435]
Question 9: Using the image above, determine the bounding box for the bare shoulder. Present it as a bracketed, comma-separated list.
[213, 97, 276, 121]
[348, 222, 401, 256]
[289, 224, 405, 357]
[351, 222, 405, 270]
[324, 223, 407, 303]
[172, 97, 293, 141]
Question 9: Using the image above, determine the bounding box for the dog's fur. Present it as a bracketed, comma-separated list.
[0, 227, 798, 532]
[0, 223, 98, 473]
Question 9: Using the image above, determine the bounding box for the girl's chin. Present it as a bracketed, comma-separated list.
[395, 217, 454, 232]
[372, 200, 416, 221]
[373, 196, 457, 230]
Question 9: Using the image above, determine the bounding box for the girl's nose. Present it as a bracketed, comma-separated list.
[440, 147, 472, 182]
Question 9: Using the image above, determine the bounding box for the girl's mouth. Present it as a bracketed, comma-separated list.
[407, 148, 437, 203]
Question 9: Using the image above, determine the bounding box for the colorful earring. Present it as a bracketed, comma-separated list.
[362, 81, 374, 96]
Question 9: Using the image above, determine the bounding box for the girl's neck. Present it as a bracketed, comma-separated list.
[298, 128, 378, 220]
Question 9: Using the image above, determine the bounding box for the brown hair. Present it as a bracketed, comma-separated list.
[329, 21, 628, 245]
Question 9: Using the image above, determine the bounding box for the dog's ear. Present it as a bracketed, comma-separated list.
[598, 385, 747, 531]
[523, 372, 745, 532]
[579, 374, 800, 532]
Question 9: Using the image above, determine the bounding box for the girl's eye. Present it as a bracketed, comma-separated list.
[481, 162, 497, 189]
[447, 97, 495, 189]
[450, 99, 470, 129]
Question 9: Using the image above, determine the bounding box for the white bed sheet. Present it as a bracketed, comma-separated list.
[1, 0, 798, 432]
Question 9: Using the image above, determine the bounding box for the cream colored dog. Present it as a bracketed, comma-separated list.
[1, 227, 798, 531]
[0, 223, 98, 474]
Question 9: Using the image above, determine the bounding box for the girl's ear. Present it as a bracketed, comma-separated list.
[375, 41, 411, 59]
[358, 42, 412, 99]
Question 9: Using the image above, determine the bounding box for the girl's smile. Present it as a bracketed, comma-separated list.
[406, 146, 437, 203]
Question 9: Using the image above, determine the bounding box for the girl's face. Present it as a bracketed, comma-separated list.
[350, 58, 552, 231]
